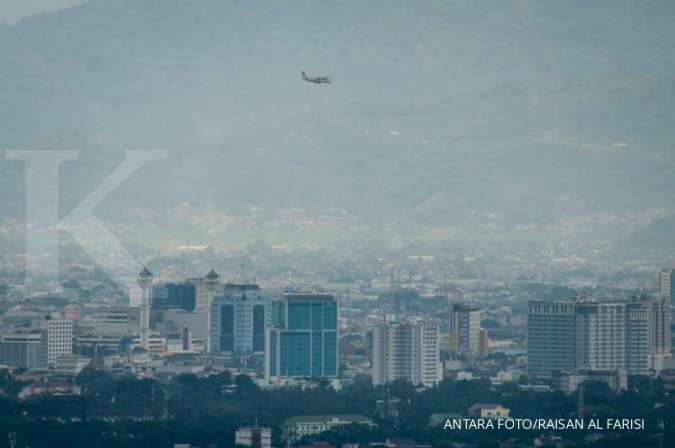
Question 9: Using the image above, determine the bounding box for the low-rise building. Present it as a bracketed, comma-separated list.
[552, 369, 628, 393]
[19, 381, 81, 400]
[235, 426, 272, 448]
[467, 403, 510, 419]
[50, 354, 91, 377]
[283, 414, 375, 443]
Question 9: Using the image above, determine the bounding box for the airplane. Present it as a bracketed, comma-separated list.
[301, 71, 331, 84]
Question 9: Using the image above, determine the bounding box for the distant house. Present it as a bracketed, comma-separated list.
[282, 414, 375, 443]
[467, 403, 510, 419]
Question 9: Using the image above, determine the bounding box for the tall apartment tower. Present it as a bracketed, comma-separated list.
[575, 302, 625, 371]
[210, 282, 270, 354]
[527, 301, 578, 379]
[137, 267, 153, 350]
[625, 298, 653, 375]
[372, 320, 441, 387]
[449, 304, 482, 356]
[654, 269, 674, 368]
[265, 293, 338, 380]
[529, 298, 660, 379]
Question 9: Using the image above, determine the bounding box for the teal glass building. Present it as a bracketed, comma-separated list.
[266, 293, 338, 380]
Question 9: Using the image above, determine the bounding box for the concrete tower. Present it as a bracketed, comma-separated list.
[203, 269, 221, 352]
[137, 267, 153, 350]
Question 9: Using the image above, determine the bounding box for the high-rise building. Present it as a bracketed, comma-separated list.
[372, 320, 441, 387]
[654, 269, 673, 368]
[658, 268, 674, 298]
[46, 319, 73, 366]
[529, 297, 665, 379]
[449, 304, 482, 356]
[265, 293, 338, 380]
[527, 301, 578, 379]
[479, 328, 490, 357]
[129, 284, 143, 307]
[210, 282, 271, 354]
[137, 267, 153, 350]
[625, 298, 653, 376]
[152, 282, 197, 311]
[0, 331, 46, 369]
[575, 302, 625, 371]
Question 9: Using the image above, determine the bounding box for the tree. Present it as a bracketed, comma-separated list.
[234, 374, 258, 397]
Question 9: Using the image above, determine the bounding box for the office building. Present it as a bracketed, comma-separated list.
[46, 319, 73, 366]
[372, 320, 441, 387]
[266, 293, 338, 380]
[529, 297, 666, 379]
[210, 282, 271, 354]
[449, 304, 482, 356]
[654, 269, 673, 368]
[575, 302, 625, 371]
[0, 331, 46, 369]
[527, 301, 578, 379]
[625, 298, 653, 376]
[152, 282, 196, 311]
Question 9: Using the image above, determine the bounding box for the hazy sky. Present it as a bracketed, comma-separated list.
[1, 0, 674, 252]
[0, 0, 89, 24]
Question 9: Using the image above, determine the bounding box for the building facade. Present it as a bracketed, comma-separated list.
[575, 302, 625, 371]
[449, 304, 482, 356]
[625, 299, 653, 376]
[372, 320, 441, 387]
[0, 331, 46, 369]
[655, 269, 673, 369]
[210, 283, 271, 354]
[527, 301, 578, 378]
[266, 293, 338, 380]
[282, 415, 373, 444]
[46, 319, 73, 366]
[529, 297, 668, 379]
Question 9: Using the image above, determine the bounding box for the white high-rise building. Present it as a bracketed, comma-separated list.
[625, 298, 653, 376]
[137, 267, 153, 350]
[372, 320, 441, 387]
[46, 319, 73, 366]
[129, 283, 143, 307]
[654, 269, 673, 369]
[202, 270, 221, 353]
[529, 296, 666, 379]
[575, 302, 625, 371]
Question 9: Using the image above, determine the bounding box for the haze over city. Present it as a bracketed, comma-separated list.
[1, 2, 675, 448]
